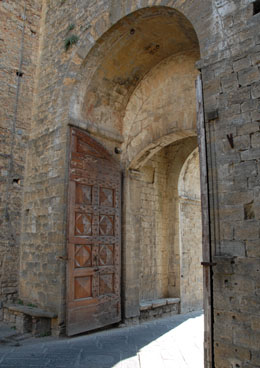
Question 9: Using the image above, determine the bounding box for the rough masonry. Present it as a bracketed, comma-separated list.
[0, 0, 260, 367]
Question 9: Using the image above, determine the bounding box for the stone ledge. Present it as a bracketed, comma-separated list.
[139, 298, 180, 322]
[140, 298, 180, 311]
[3, 304, 58, 336]
[4, 304, 57, 319]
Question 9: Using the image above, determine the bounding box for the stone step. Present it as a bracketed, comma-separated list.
[3, 303, 57, 336]
[139, 298, 180, 321]
[140, 298, 180, 311]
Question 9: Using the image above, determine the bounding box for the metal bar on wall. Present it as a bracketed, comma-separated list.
[196, 74, 214, 368]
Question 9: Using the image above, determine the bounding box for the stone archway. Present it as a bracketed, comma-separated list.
[124, 136, 203, 317]
[14, 1, 218, 366]
[121, 38, 200, 319]
[60, 0, 205, 338]
[60, 7, 202, 324]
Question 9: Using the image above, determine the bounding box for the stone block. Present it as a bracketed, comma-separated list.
[251, 131, 260, 148]
[233, 326, 260, 350]
[241, 99, 258, 112]
[234, 258, 260, 278]
[152, 299, 166, 308]
[234, 221, 259, 240]
[214, 319, 233, 341]
[218, 205, 244, 221]
[220, 190, 254, 206]
[251, 315, 260, 331]
[214, 340, 251, 362]
[251, 51, 260, 66]
[15, 313, 32, 334]
[219, 241, 246, 257]
[251, 81, 260, 99]
[32, 317, 51, 337]
[246, 239, 260, 257]
[233, 57, 252, 72]
[251, 350, 260, 366]
[166, 298, 180, 305]
[233, 134, 250, 150]
[140, 301, 152, 311]
[241, 147, 260, 161]
[221, 73, 238, 92]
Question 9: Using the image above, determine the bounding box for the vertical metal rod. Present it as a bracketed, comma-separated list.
[196, 74, 214, 368]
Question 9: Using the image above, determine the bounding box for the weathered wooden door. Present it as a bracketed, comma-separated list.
[67, 127, 121, 336]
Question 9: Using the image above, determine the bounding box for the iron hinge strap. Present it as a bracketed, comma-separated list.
[201, 262, 217, 267]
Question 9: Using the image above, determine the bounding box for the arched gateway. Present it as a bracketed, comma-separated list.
[19, 3, 211, 365]
[63, 4, 206, 338]
[1, 2, 257, 368]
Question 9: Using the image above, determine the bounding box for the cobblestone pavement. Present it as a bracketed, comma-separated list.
[0, 311, 203, 368]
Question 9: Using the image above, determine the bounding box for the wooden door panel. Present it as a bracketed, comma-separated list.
[67, 127, 121, 336]
[68, 299, 120, 336]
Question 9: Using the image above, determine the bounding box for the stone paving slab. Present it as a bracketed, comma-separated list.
[0, 311, 203, 368]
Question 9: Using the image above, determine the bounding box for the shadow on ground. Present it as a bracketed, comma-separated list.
[0, 311, 204, 368]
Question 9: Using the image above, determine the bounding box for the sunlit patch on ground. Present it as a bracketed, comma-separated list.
[0, 311, 203, 368]
[113, 312, 204, 368]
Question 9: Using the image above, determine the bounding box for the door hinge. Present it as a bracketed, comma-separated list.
[201, 261, 217, 267]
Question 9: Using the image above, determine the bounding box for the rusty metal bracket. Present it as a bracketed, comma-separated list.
[201, 261, 217, 267]
[57, 256, 68, 261]
[227, 134, 234, 148]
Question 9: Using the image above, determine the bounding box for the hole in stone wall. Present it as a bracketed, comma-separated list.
[114, 147, 122, 154]
[244, 201, 255, 220]
[13, 178, 20, 185]
[16, 71, 24, 77]
[253, 0, 260, 15]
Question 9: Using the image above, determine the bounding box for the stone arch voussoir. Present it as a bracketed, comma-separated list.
[128, 130, 197, 170]
[59, 1, 203, 132]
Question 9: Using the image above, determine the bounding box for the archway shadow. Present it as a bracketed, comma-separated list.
[0, 311, 203, 368]
[72, 311, 204, 367]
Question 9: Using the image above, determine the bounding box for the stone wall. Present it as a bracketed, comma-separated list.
[166, 139, 199, 300]
[197, 2, 260, 366]
[139, 150, 168, 301]
[0, 0, 259, 366]
[138, 143, 203, 310]
[121, 44, 200, 315]
[179, 148, 203, 313]
[122, 137, 198, 318]
[0, 0, 41, 305]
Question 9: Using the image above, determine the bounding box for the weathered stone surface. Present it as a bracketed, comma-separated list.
[0, 0, 41, 306]
[1, 0, 260, 367]
[5, 304, 57, 319]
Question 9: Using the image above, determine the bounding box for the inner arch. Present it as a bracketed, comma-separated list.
[77, 7, 199, 137]
[77, 4, 202, 322]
